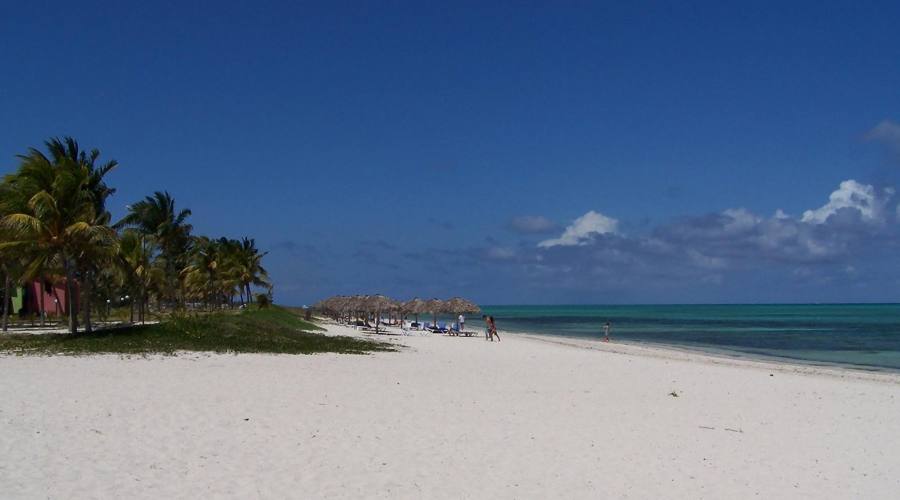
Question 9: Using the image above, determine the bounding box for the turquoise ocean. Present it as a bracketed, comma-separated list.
[477, 304, 900, 371]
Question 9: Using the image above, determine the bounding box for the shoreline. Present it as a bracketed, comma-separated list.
[337, 321, 900, 385]
[508, 331, 900, 385]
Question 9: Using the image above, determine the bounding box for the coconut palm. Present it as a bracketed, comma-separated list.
[118, 230, 163, 323]
[0, 178, 16, 331]
[234, 238, 270, 305]
[0, 138, 118, 334]
[47, 138, 119, 332]
[118, 191, 192, 307]
[183, 236, 237, 310]
[215, 237, 245, 308]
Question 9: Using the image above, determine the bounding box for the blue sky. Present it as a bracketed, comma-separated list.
[3, 1, 900, 304]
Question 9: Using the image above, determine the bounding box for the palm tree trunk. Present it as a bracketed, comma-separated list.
[82, 270, 93, 334]
[62, 258, 78, 334]
[39, 278, 46, 327]
[2, 271, 10, 332]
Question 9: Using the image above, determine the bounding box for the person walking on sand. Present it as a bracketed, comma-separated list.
[458, 313, 465, 334]
[602, 321, 611, 342]
[488, 315, 500, 342]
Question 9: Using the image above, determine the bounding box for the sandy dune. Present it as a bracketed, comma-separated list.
[2, 324, 898, 499]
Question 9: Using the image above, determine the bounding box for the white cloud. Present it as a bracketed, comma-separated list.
[538, 210, 618, 248]
[722, 208, 761, 232]
[801, 180, 889, 224]
[510, 215, 556, 233]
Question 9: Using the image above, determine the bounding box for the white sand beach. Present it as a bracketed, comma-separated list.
[2, 324, 899, 499]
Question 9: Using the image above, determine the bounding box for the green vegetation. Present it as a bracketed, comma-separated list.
[0, 306, 392, 356]
[0, 137, 272, 333]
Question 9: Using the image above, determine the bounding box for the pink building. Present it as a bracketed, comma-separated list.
[20, 280, 79, 317]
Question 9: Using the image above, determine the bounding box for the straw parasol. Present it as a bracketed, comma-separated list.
[401, 297, 427, 325]
[425, 298, 445, 328]
[363, 294, 396, 332]
[317, 295, 351, 321]
[445, 297, 481, 315]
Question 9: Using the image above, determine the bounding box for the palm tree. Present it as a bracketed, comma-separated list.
[118, 230, 161, 323]
[0, 138, 118, 334]
[0, 178, 15, 331]
[217, 238, 243, 308]
[234, 238, 270, 305]
[182, 236, 222, 310]
[47, 138, 119, 333]
[117, 191, 192, 308]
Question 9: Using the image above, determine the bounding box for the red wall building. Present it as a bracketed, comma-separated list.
[20, 280, 78, 317]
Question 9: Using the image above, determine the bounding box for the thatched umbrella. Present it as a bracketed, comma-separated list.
[425, 298, 445, 329]
[385, 297, 402, 324]
[317, 296, 348, 321]
[331, 295, 355, 323]
[445, 297, 480, 331]
[338, 295, 356, 322]
[364, 294, 395, 333]
[349, 295, 366, 323]
[401, 297, 427, 326]
[445, 297, 481, 315]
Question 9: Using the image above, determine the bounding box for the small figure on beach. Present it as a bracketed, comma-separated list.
[488, 315, 500, 342]
[458, 313, 465, 333]
[482, 315, 490, 341]
[602, 321, 611, 342]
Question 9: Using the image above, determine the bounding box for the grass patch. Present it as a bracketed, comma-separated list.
[0, 306, 393, 356]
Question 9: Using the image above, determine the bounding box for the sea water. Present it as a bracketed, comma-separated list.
[478, 304, 900, 371]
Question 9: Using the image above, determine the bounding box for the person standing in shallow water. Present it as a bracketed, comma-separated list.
[602, 321, 611, 342]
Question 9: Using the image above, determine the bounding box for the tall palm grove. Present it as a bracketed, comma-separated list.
[0, 137, 271, 334]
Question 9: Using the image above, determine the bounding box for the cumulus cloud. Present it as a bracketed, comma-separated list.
[523, 179, 900, 297]
[538, 210, 619, 247]
[509, 215, 557, 234]
[800, 180, 890, 224]
[363, 179, 900, 302]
